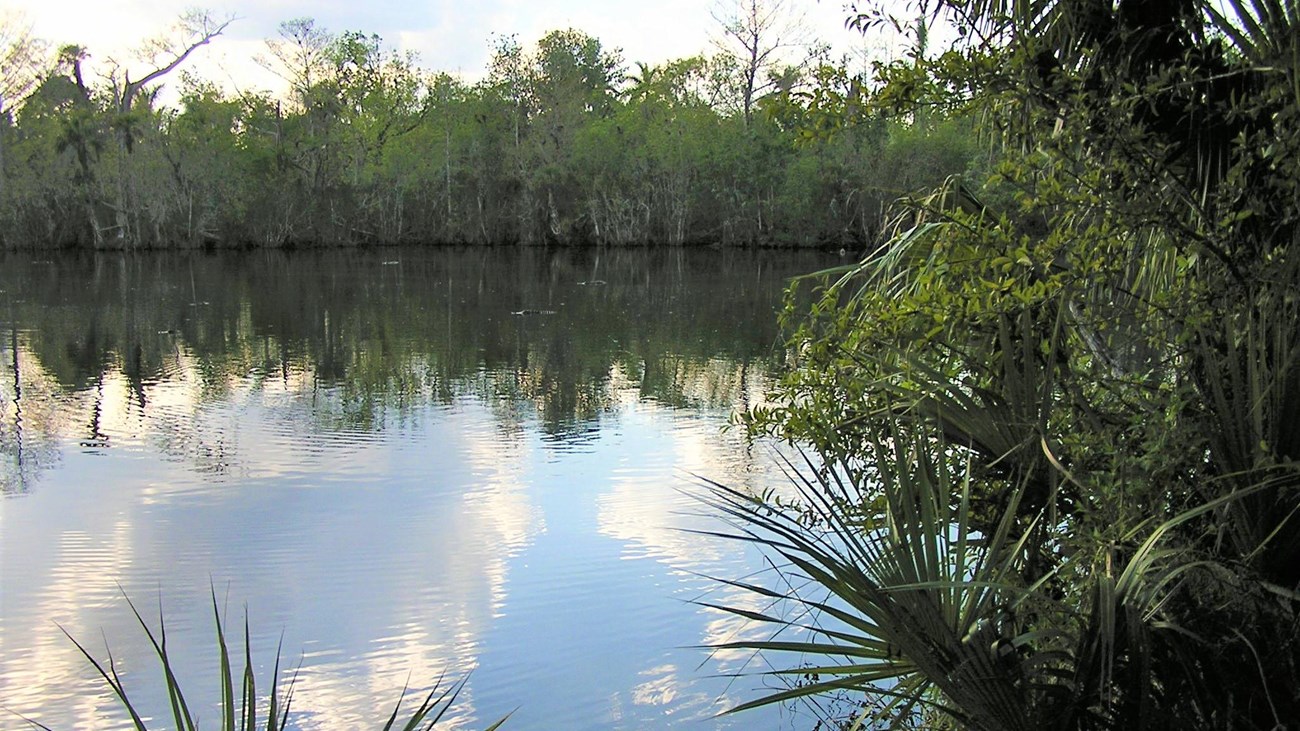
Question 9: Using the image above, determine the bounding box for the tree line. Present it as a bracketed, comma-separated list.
[0, 11, 979, 250]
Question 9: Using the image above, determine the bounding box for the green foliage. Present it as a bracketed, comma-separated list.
[725, 1, 1300, 729]
[0, 19, 979, 250]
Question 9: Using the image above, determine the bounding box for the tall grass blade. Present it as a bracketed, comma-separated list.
[119, 591, 197, 730]
[212, 588, 236, 731]
[59, 591, 501, 730]
[55, 623, 149, 731]
[241, 613, 256, 731]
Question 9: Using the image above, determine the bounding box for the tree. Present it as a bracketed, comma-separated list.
[323, 30, 429, 241]
[110, 11, 233, 127]
[258, 17, 336, 214]
[0, 11, 47, 201]
[710, 0, 809, 124]
[257, 19, 429, 244]
[528, 29, 622, 242]
[581, 56, 724, 244]
[722, 0, 1300, 728]
[104, 9, 233, 246]
[9, 44, 104, 246]
[623, 61, 660, 103]
[161, 75, 250, 245]
[481, 29, 623, 244]
[260, 17, 332, 110]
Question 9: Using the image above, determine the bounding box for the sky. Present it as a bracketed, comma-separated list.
[5, 0, 920, 101]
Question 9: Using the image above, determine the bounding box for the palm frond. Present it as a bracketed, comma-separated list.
[699, 435, 1045, 731]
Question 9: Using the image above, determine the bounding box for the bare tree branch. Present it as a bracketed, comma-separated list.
[0, 10, 48, 112]
[710, 0, 811, 123]
[117, 10, 235, 114]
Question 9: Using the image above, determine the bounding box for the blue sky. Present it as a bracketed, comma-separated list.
[8, 0, 918, 98]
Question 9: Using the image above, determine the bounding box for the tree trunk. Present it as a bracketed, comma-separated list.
[115, 137, 132, 246]
[111, 13, 232, 247]
[0, 89, 6, 204]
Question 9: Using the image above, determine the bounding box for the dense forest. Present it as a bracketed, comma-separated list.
[0, 11, 978, 250]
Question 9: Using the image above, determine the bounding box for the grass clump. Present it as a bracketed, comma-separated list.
[26, 587, 507, 731]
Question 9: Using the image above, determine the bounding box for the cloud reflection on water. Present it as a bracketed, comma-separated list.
[0, 247, 834, 730]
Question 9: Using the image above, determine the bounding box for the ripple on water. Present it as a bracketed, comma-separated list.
[0, 248, 834, 731]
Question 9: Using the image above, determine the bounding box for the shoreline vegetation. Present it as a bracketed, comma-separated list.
[0, 12, 979, 252]
[711, 0, 1300, 729]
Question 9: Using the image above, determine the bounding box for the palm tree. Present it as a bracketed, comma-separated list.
[624, 61, 661, 102]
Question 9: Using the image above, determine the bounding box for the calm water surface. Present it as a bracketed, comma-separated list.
[0, 247, 835, 730]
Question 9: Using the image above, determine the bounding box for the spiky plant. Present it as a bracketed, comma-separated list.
[702, 435, 1293, 729]
[29, 588, 507, 731]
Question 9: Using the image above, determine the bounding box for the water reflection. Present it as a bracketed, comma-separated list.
[1, 248, 815, 486]
[0, 247, 832, 730]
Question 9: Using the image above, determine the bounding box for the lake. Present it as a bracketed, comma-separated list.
[0, 247, 837, 730]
